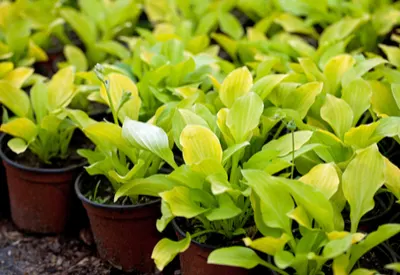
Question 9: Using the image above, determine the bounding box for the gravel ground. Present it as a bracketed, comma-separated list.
[0, 217, 175, 275]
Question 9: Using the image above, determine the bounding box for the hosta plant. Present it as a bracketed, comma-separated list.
[60, 0, 141, 66]
[68, 66, 178, 204]
[0, 66, 78, 164]
[208, 144, 400, 274]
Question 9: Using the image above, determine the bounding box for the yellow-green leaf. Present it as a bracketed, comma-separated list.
[341, 79, 372, 125]
[370, 80, 400, 117]
[152, 236, 191, 271]
[0, 62, 13, 78]
[300, 163, 339, 199]
[219, 67, 253, 108]
[384, 158, 400, 201]
[0, 118, 37, 142]
[0, 80, 31, 117]
[180, 125, 222, 166]
[47, 66, 76, 111]
[321, 94, 353, 140]
[7, 137, 28, 154]
[3, 67, 34, 88]
[379, 44, 400, 68]
[342, 145, 385, 232]
[64, 45, 88, 72]
[243, 234, 289, 256]
[323, 54, 355, 96]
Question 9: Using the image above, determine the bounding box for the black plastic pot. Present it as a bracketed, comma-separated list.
[75, 172, 162, 273]
[0, 134, 85, 233]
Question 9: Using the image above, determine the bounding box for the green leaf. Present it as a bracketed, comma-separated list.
[391, 83, 400, 110]
[30, 81, 48, 123]
[7, 137, 28, 154]
[219, 12, 243, 40]
[274, 13, 316, 36]
[211, 33, 237, 61]
[350, 269, 376, 275]
[323, 234, 352, 259]
[279, 177, 336, 232]
[208, 246, 265, 269]
[348, 224, 400, 271]
[342, 58, 387, 87]
[274, 250, 294, 269]
[222, 141, 250, 165]
[0, 118, 37, 143]
[226, 92, 263, 143]
[321, 94, 353, 140]
[47, 66, 76, 111]
[386, 263, 400, 272]
[205, 193, 242, 221]
[323, 54, 355, 96]
[122, 119, 177, 169]
[160, 186, 209, 218]
[0, 80, 31, 118]
[282, 82, 323, 119]
[207, 173, 232, 195]
[196, 11, 218, 35]
[64, 45, 88, 72]
[96, 40, 130, 60]
[172, 109, 209, 150]
[252, 74, 287, 101]
[263, 131, 313, 157]
[341, 79, 372, 126]
[152, 236, 191, 271]
[342, 145, 385, 233]
[379, 44, 400, 68]
[299, 163, 339, 199]
[3, 67, 34, 89]
[371, 80, 400, 116]
[384, 158, 400, 202]
[244, 234, 290, 256]
[242, 170, 294, 235]
[114, 174, 176, 200]
[219, 67, 253, 108]
[320, 17, 366, 47]
[60, 8, 97, 47]
[180, 125, 222, 166]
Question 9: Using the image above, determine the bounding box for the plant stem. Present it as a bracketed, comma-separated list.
[291, 128, 295, 179]
[273, 122, 285, 140]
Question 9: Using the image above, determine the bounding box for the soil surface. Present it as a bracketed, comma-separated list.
[0, 217, 178, 275]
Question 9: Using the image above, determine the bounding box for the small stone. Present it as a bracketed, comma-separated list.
[7, 250, 11, 256]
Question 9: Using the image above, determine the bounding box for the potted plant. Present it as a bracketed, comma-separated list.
[70, 67, 178, 272]
[0, 66, 85, 233]
[120, 67, 311, 274]
[208, 144, 400, 274]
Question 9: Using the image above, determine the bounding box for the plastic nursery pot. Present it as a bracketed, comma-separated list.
[75, 172, 162, 273]
[0, 135, 84, 233]
[172, 220, 249, 275]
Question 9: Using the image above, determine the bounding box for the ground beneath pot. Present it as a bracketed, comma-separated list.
[0, 218, 179, 275]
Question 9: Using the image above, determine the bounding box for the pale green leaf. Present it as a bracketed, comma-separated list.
[370, 80, 400, 117]
[341, 79, 372, 125]
[208, 247, 265, 269]
[219, 12, 243, 40]
[205, 193, 242, 221]
[60, 8, 97, 47]
[323, 54, 355, 96]
[0, 80, 31, 118]
[222, 141, 250, 165]
[0, 118, 37, 142]
[379, 44, 400, 68]
[251, 74, 287, 101]
[47, 66, 76, 111]
[219, 67, 253, 108]
[3, 67, 34, 89]
[263, 131, 313, 157]
[321, 94, 353, 139]
[96, 40, 130, 60]
[7, 137, 28, 154]
[64, 45, 88, 72]
[299, 163, 339, 199]
[244, 234, 289, 256]
[30, 81, 48, 123]
[226, 92, 263, 143]
[342, 145, 385, 232]
[152, 236, 191, 271]
[122, 119, 177, 169]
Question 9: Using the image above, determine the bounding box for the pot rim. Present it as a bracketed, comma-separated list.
[0, 134, 86, 174]
[75, 172, 160, 210]
[172, 219, 219, 250]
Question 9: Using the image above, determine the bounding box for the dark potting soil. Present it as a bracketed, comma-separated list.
[356, 243, 399, 274]
[5, 133, 91, 170]
[80, 174, 157, 206]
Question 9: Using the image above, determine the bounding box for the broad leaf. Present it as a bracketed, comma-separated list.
[226, 92, 263, 143]
[321, 94, 353, 139]
[219, 67, 252, 108]
[180, 125, 222, 166]
[299, 163, 339, 199]
[152, 235, 191, 271]
[47, 66, 76, 111]
[219, 12, 243, 40]
[0, 118, 37, 143]
[64, 45, 88, 72]
[341, 79, 372, 126]
[370, 80, 400, 117]
[244, 234, 289, 256]
[3, 67, 34, 88]
[30, 81, 48, 123]
[7, 137, 28, 154]
[208, 246, 265, 269]
[0, 80, 31, 118]
[122, 119, 177, 169]
[342, 145, 385, 232]
[205, 193, 242, 221]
